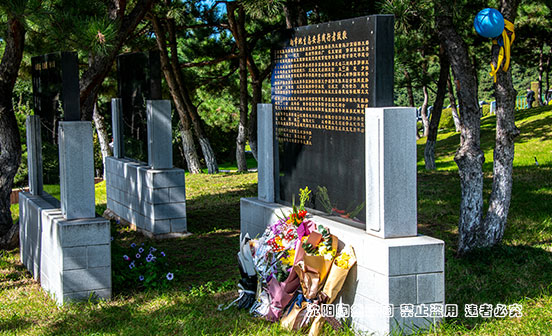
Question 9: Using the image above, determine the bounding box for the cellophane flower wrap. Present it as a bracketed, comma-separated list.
[308, 245, 357, 336]
[248, 187, 316, 320]
[281, 225, 338, 330]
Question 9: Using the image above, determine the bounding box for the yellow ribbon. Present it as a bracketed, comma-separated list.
[489, 19, 515, 82]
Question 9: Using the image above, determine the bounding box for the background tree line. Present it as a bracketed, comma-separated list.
[1, 0, 551, 254]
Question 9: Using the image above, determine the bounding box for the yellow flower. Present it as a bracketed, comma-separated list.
[281, 249, 296, 266]
[335, 251, 351, 269]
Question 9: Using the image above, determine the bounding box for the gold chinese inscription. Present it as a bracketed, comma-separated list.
[34, 60, 56, 71]
[273, 30, 369, 146]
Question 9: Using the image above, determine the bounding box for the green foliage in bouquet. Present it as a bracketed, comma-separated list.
[318, 225, 333, 249]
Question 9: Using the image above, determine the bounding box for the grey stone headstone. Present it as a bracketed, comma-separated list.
[58, 121, 96, 219]
[147, 100, 173, 169]
[26, 115, 43, 195]
[257, 104, 275, 202]
[111, 98, 124, 158]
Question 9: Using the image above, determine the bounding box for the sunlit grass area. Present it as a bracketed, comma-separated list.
[1, 106, 551, 335]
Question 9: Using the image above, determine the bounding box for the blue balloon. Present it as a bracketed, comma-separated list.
[474, 8, 504, 38]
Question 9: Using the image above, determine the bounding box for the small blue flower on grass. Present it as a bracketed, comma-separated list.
[146, 254, 155, 263]
[160, 252, 166, 257]
[136, 253, 141, 259]
[150, 247, 157, 252]
[138, 247, 144, 253]
[166, 272, 174, 281]
[130, 243, 136, 248]
[139, 275, 144, 281]
[129, 264, 135, 269]
[123, 255, 130, 261]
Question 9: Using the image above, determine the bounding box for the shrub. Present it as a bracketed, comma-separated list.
[439, 108, 456, 130]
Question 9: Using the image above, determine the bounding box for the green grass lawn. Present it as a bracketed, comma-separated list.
[1, 107, 552, 335]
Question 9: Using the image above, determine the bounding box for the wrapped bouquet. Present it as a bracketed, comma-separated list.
[228, 187, 357, 336]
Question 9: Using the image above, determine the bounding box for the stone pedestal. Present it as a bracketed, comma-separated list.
[19, 192, 59, 280]
[58, 121, 95, 219]
[19, 192, 111, 305]
[105, 157, 188, 237]
[19, 118, 112, 306]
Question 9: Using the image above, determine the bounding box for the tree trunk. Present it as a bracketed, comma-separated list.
[420, 84, 430, 137]
[405, 69, 421, 139]
[92, 100, 112, 177]
[179, 124, 202, 173]
[436, 10, 485, 256]
[151, 16, 202, 173]
[283, 0, 308, 29]
[546, 47, 550, 102]
[537, 42, 544, 106]
[166, 17, 218, 174]
[481, 0, 521, 247]
[228, 3, 249, 172]
[404, 69, 415, 107]
[447, 72, 462, 132]
[424, 44, 450, 170]
[0, 17, 25, 249]
[248, 80, 261, 162]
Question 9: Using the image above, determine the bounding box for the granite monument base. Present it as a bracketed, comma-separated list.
[105, 157, 188, 237]
[19, 191, 111, 305]
[240, 197, 445, 335]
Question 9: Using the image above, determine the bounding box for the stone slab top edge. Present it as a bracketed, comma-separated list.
[106, 156, 184, 173]
[241, 197, 444, 246]
[20, 191, 61, 208]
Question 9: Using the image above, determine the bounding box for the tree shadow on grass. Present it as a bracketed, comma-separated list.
[186, 181, 257, 235]
[445, 244, 552, 327]
[34, 291, 277, 336]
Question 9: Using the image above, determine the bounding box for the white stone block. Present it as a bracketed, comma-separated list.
[58, 217, 110, 248]
[88, 245, 111, 268]
[417, 272, 445, 304]
[146, 169, 186, 188]
[62, 266, 111, 293]
[365, 107, 417, 238]
[62, 246, 87, 270]
[170, 218, 187, 232]
[169, 187, 186, 203]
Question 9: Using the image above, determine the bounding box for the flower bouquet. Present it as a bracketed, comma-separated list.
[249, 187, 316, 321]
[228, 186, 357, 335]
[307, 245, 357, 336]
[280, 225, 338, 330]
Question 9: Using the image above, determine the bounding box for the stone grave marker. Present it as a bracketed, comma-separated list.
[116, 51, 162, 161]
[272, 15, 394, 227]
[242, 15, 444, 335]
[31, 52, 80, 141]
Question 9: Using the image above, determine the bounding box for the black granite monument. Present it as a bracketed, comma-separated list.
[116, 50, 162, 161]
[31, 52, 80, 142]
[272, 15, 394, 228]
